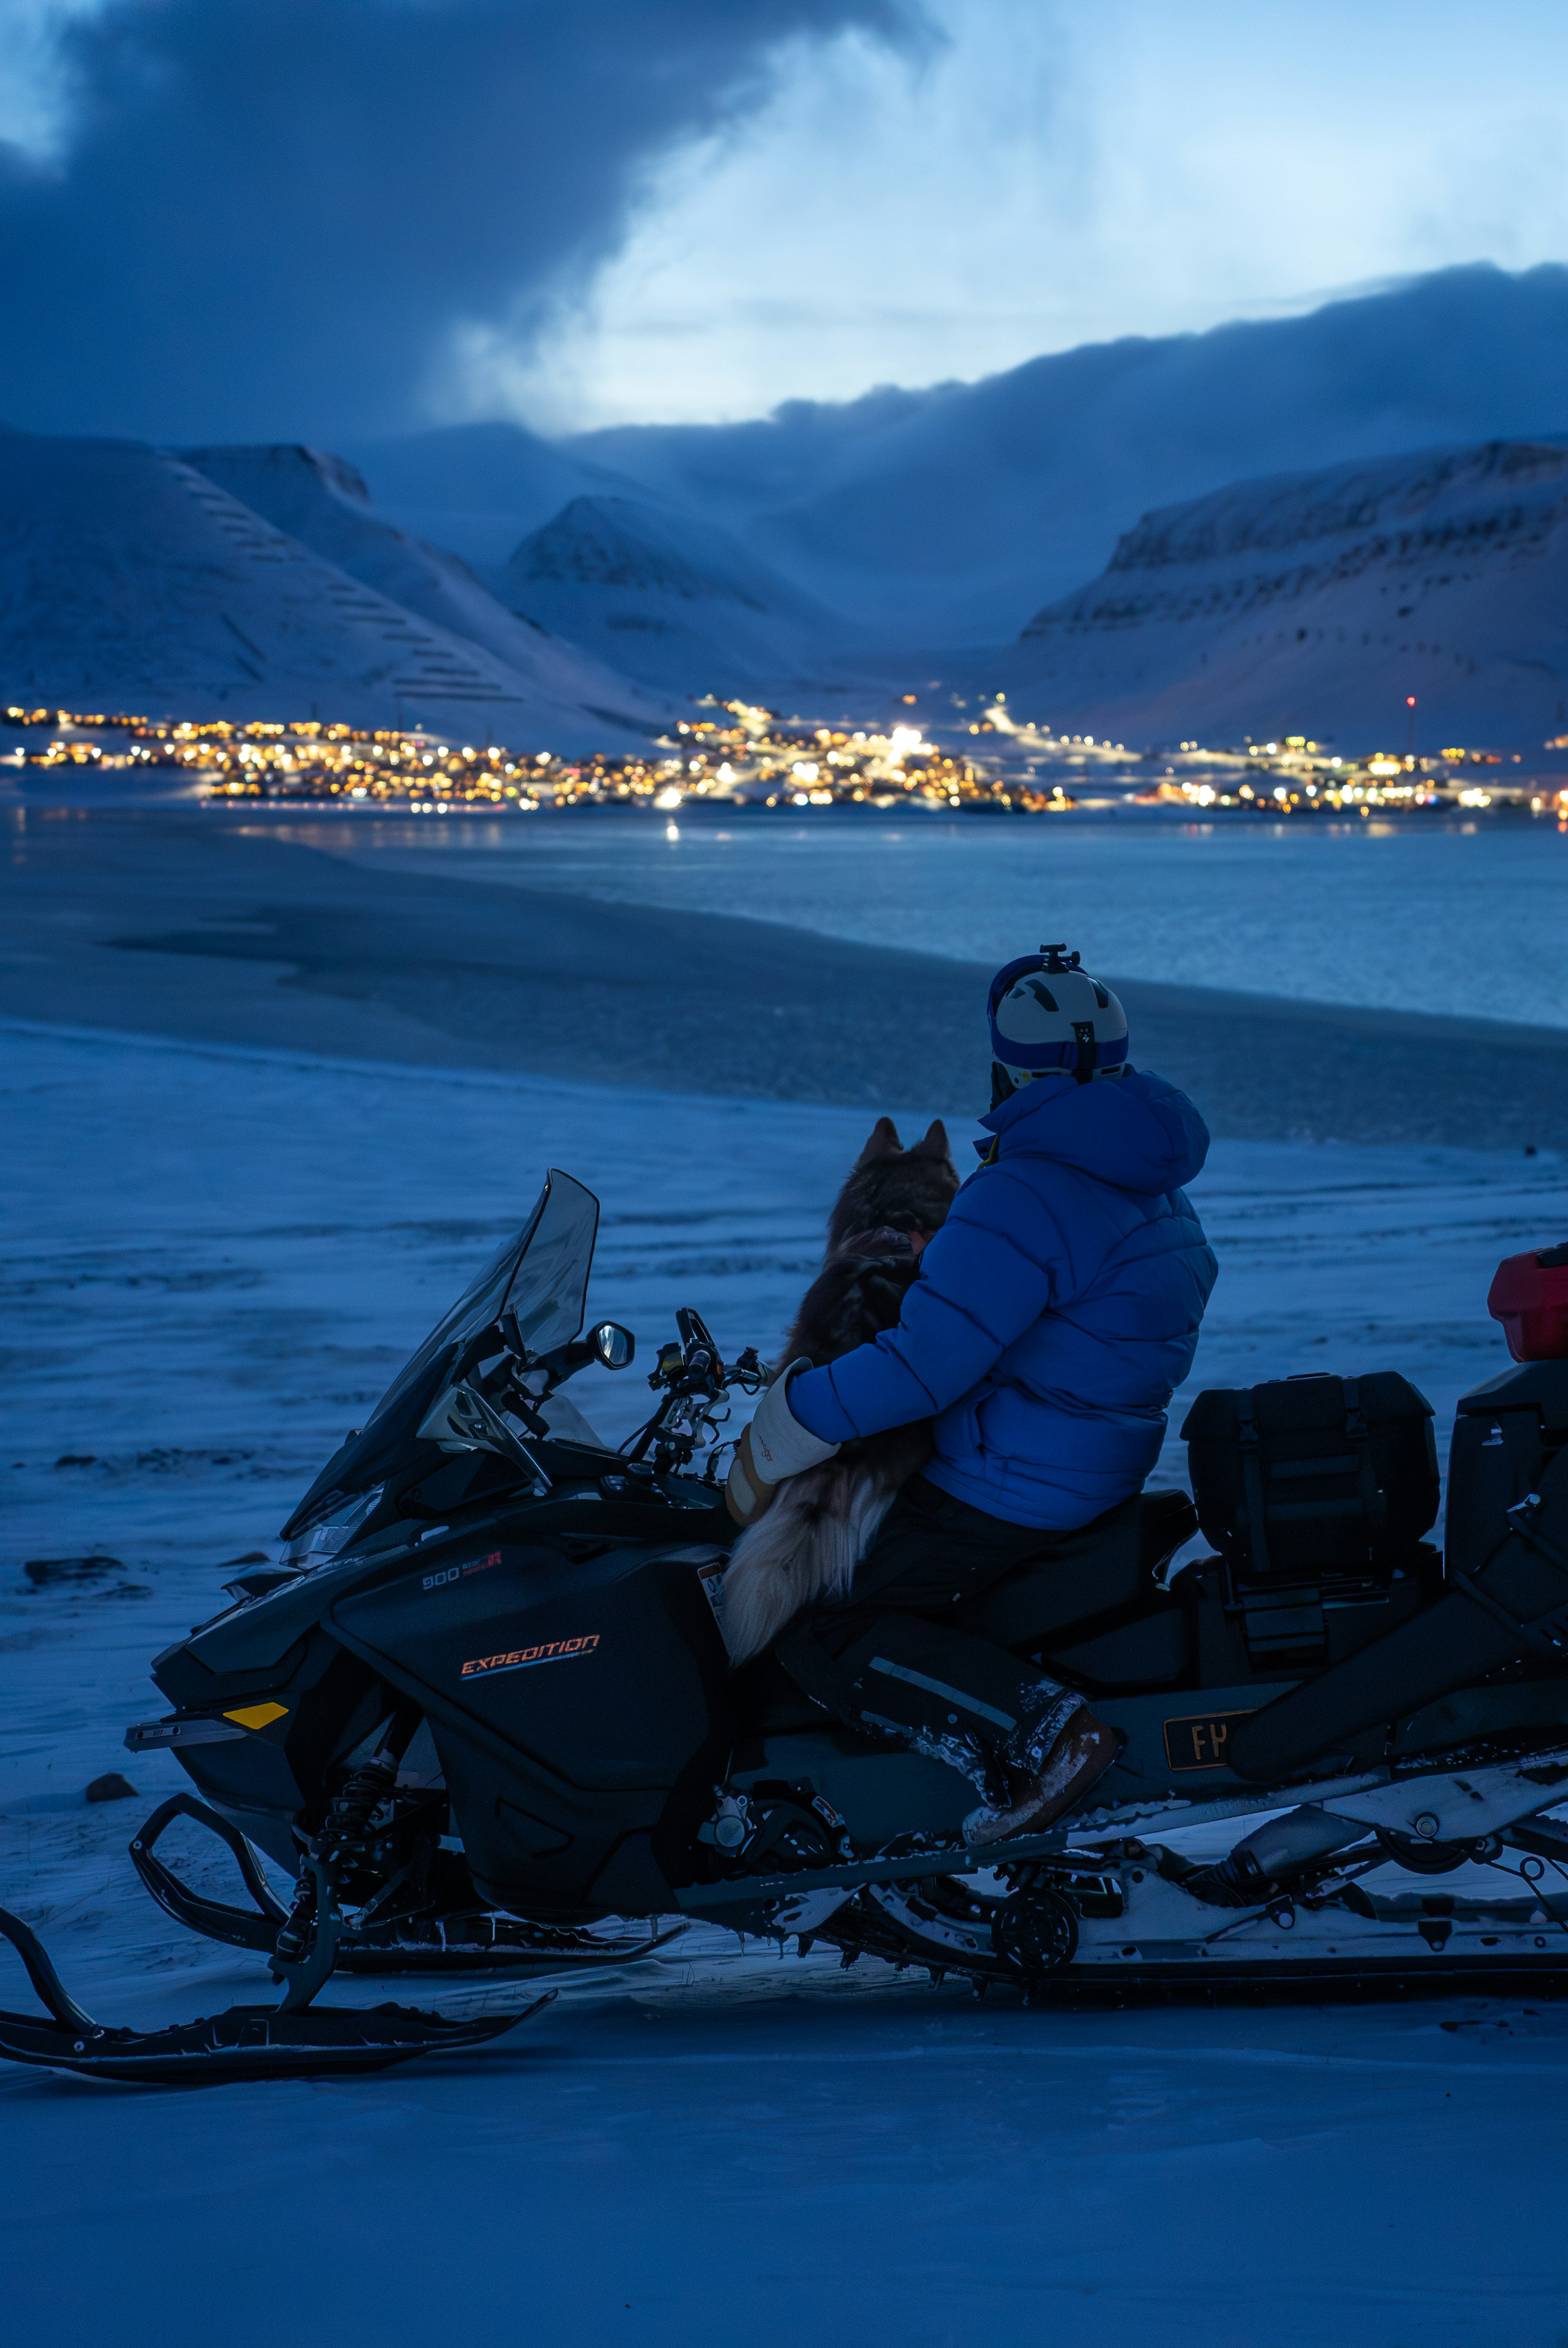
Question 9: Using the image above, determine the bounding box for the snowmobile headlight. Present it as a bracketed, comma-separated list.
[281, 1486, 381, 1569]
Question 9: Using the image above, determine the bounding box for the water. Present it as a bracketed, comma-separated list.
[271, 809, 1568, 1026]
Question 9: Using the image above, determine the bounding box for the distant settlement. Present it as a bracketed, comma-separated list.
[4, 700, 1564, 818]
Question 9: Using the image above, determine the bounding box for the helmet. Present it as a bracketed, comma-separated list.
[987, 944, 1128, 1086]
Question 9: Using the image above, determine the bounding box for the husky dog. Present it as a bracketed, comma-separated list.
[722, 1117, 959, 1663]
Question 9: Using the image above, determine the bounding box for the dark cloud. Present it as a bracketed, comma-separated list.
[0, 0, 917, 442]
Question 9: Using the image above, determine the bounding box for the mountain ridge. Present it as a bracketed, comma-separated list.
[490, 493, 854, 690]
[354, 263, 1568, 645]
[991, 433, 1568, 748]
[180, 442, 670, 730]
[0, 430, 663, 747]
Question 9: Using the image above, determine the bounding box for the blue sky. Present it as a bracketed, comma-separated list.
[510, 0, 1568, 428]
[3, 0, 1567, 439]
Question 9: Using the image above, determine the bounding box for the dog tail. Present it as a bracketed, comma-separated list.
[719, 1447, 914, 1664]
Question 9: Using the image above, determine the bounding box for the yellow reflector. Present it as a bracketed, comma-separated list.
[223, 1701, 289, 1731]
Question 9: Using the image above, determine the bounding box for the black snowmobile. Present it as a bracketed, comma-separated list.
[7, 1170, 1568, 2085]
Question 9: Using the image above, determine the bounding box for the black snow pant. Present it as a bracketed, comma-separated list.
[775, 1473, 1083, 1799]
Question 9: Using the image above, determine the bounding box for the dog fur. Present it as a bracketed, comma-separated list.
[721, 1118, 959, 1663]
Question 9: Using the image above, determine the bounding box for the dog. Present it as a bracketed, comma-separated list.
[720, 1117, 959, 1664]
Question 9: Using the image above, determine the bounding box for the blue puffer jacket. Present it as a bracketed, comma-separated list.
[788, 1071, 1218, 1528]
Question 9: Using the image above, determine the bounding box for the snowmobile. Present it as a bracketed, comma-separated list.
[7, 1170, 1568, 2084]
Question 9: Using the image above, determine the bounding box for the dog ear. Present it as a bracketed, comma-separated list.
[856, 1117, 903, 1164]
[912, 1120, 951, 1162]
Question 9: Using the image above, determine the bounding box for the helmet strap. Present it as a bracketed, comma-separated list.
[1072, 1020, 1098, 1086]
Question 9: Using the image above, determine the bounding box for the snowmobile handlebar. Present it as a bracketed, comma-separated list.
[623, 1309, 767, 1476]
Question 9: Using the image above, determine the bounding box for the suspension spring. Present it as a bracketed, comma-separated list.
[276, 1714, 419, 1956]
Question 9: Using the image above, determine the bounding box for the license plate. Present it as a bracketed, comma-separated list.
[1162, 1709, 1254, 1771]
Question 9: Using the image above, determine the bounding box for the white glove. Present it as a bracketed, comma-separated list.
[750, 1360, 841, 1480]
[725, 1359, 840, 1526]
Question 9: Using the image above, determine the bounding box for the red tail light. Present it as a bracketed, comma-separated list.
[1488, 1244, 1568, 1361]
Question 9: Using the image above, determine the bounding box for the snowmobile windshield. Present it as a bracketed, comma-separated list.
[280, 1169, 600, 1540]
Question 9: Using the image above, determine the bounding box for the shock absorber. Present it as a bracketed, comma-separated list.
[273, 1711, 420, 1964]
[318, 1750, 400, 1874]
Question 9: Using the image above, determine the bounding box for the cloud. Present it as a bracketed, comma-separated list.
[506, 0, 1568, 428]
[0, 0, 920, 442]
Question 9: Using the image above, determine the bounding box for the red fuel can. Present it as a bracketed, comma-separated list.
[1488, 1242, 1568, 1361]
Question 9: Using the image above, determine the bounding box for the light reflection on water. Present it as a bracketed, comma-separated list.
[257, 811, 1568, 1027]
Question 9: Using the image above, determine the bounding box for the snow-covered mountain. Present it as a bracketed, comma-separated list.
[490, 494, 853, 691]
[337, 419, 643, 568]
[0, 430, 662, 746]
[179, 442, 668, 729]
[991, 437, 1568, 751]
[358, 263, 1568, 650]
[579, 265, 1568, 647]
[14, 265, 1568, 723]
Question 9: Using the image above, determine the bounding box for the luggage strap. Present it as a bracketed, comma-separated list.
[1449, 1493, 1568, 1659]
[1239, 1379, 1385, 1572]
[1237, 1398, 1272, 1576]
[1341, 1377, 1387, 1533]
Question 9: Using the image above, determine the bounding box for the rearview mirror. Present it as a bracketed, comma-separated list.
[591, 1322, 635, 1371]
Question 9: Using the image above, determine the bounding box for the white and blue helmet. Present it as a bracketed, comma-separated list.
[987, 945, 1128, 1086]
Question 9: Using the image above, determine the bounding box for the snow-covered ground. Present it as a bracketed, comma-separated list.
[4, 1019, 1568, 2346]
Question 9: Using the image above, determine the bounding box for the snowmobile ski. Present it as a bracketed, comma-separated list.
[0, 1904, 551, 2085]
[130, 1795, 687, 1975]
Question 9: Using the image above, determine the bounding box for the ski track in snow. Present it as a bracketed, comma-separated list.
[2, 1019, 1567, 2346]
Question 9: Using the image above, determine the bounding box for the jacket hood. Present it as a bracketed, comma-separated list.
[977, 1069, 1209, 1195]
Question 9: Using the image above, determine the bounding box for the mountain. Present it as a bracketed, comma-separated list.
[572, 265, 1568, 646]
[338, 420, 642, 566]
[0, 431, 661, 746]
[16, 263, 1568, 722]
[358, 263, 1568, 651]
[490, 494, 853, 691]
[989, 436, 1568, 751]
[180, 442, 668, 728]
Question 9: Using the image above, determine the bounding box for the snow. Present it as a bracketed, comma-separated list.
[996, 437, 1568, 752]
[18, 270, 1568, 743]
[20, 267, 1568, 738]
[0, 431, 656, 751]
[295, 806, 1568, 1029]
[180, 445, 673, 737]
[363, 264, 1568, 647]
[4, 1019, 1567, 2338]
[12, 1982, 1568, 2345]
[491, 494, 853, 691]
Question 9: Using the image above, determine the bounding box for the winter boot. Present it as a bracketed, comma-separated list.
[962, 1706, 1121, 1848]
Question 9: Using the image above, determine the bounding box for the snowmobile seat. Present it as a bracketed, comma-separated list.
[729, 1490, 1198, 1739]
[958, 1489, 1196, 1649]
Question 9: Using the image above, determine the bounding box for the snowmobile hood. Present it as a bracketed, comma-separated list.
[976, 1068, 1209, 1195]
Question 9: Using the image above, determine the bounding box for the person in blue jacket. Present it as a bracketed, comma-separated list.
[735, 945, 1218, 1845]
